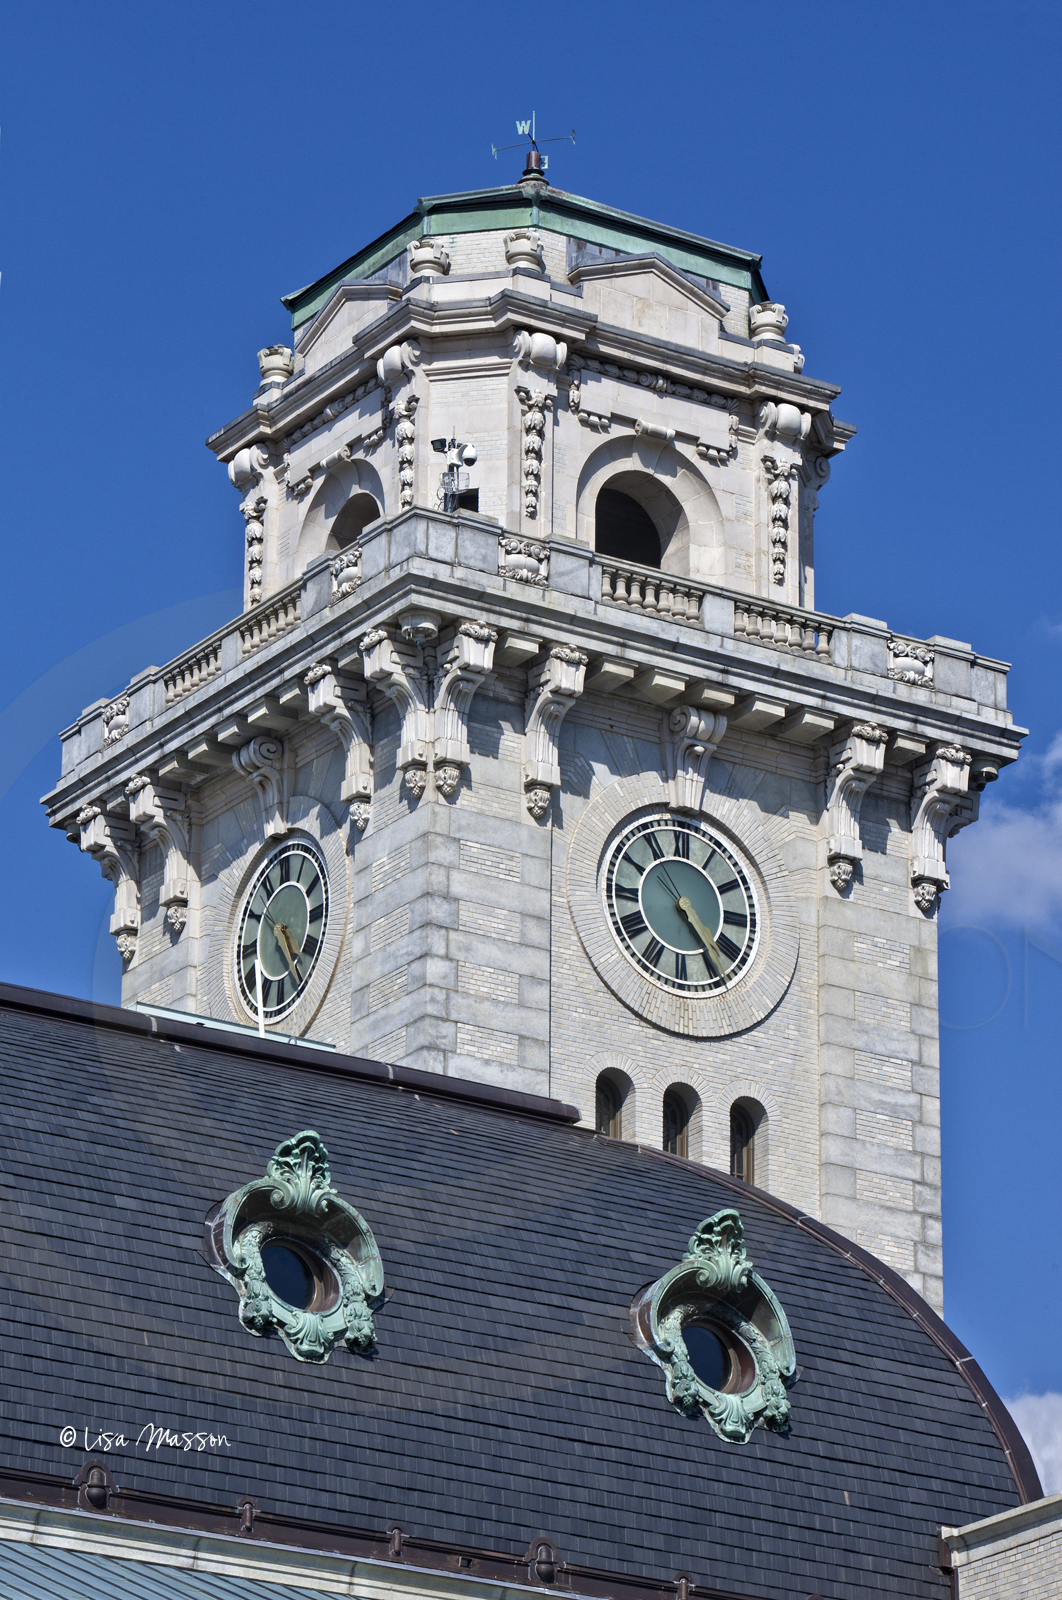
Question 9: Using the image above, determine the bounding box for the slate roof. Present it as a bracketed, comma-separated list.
[0, 984, 1035, 1600]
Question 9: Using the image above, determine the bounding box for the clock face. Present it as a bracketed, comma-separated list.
[235, 841, 329, 1023]
[603, 815, 757, 994]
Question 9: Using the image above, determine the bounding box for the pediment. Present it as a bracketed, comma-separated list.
[296, 280, 401, 374]
[568, 253, 730, 353]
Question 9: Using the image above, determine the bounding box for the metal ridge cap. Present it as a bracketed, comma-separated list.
[0, 1480, 774, 1600]
[627, 1138, 1042, 1505]
[0, 982, 580, 1127]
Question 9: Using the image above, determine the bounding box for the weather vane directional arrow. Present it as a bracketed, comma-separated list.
[492, 111, 575, 172]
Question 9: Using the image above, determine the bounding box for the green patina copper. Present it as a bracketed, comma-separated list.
[206, 1131, 384, 1364]
[634, 1208, 796, 1444]
[282, 184, 768, 330]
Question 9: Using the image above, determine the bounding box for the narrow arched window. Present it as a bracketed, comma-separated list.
[730, 1105, 755, 1185]
[663, 1090, 689, 1159]
[595, 1075, 622, 1139]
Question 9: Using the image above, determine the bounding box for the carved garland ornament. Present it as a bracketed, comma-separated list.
[205, 1131, 384, 1364]
[632, 1208, 796, 1445]
[516, 387, 549, 518]
[761, 455, 794, 587]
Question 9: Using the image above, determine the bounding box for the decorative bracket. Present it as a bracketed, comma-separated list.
[825, 723, 888, 892]
[523, 645, 587, 818]
[433, 622, 498, 796]
[663, 707, 727, 814]
[204, 1130, 385, 1365]
[126, 776, 193, 931]
[78, 805, 139, 963]
[233, 736, 288, 838]
[631, 1208, 796, 1445]
[361, 626, 431, 799]
[910, 744, 977, 912]
[305, 663, 373, 832]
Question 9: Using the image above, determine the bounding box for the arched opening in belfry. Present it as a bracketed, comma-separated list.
[328, 492, 380, 551]
[595, 487, 662, 567]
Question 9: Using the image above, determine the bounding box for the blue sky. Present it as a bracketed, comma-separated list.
[2, 0, 1060, 1481]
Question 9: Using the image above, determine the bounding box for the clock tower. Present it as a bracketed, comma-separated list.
[44, 162, 1024, 1313]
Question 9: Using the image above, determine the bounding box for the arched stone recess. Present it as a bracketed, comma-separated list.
[575, 436, 724, 582]
[565, 772, 800, 1039]
[200, 795, 350, 1038]
[722, 1081, 777, 1190]
[587, 1051, 638, 1140]
[295, 460, 385, 571]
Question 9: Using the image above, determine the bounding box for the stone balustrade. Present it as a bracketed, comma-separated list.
[164, 640, 224, 706]
[598, 560, 703, 625]
[733, 598, 833, 661]
[238, 589, 302, 656]
[54, 509, 1009, 784]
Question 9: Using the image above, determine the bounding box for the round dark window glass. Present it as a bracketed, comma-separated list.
[683, 1323, 731, 1390]
[261, 1243, 314, 1309]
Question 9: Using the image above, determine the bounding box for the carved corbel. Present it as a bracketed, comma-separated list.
[512, 330, 568, 377]
[125, 776, 193, 931]
[663, 707, 728, 814]
[523, 645, 587, 818]
[361, 627, 431, 799]
[910, 744, 977, 912]
[433, 622, 498, 795]
[305, 663, 373, 831]
[78, 804, 139, 963]
[233, 736, 288, 838]
[825, 724, 888, 892]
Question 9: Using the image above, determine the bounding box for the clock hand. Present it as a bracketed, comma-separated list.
[273, 922, 302, 983]
[675, 897, 728, 985]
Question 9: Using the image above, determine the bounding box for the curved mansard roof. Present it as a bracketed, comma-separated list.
[0, 984, 1037, 1600]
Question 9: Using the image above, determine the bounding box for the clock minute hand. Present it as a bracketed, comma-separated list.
[675, 897, 728, 985]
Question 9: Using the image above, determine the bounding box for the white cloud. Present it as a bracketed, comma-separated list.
[1005, 1393, 1062, 1496]
[943, 794, 1062, 931]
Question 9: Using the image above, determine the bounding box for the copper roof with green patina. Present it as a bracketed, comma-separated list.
[282, 182, 770, 330]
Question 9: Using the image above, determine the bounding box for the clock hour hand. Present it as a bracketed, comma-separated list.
[675, 896, 728, 984]
[273, 922, 302, 982]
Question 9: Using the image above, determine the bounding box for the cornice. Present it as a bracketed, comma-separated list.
[43, 533, 1024, 826]
[206, 290, 843, 462]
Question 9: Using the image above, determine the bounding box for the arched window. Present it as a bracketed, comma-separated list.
[730, 1104, 756, 1185]
[595, 1075, 622, 1139]
[595, 487, 661, 567]
[329, 492, 380, 551]
[663, 1090, 690, 1159]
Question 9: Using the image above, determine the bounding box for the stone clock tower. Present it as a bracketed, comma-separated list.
[44, 160, 1024, 1312]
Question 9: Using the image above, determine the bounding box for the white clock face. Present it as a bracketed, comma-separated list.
[235, 841, 329, 1023]
[603, 815, 757, 994]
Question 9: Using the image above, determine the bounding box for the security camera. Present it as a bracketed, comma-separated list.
[461, 445, 478, 467]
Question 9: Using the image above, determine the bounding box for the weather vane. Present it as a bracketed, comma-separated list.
[492, 112, 575, 174]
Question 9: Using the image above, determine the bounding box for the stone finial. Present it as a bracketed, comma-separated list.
[749, 303, 789, 343]
[408, 239, 450, 277]
[257, 345, 294, 385]
[505, 229, 545, 271]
